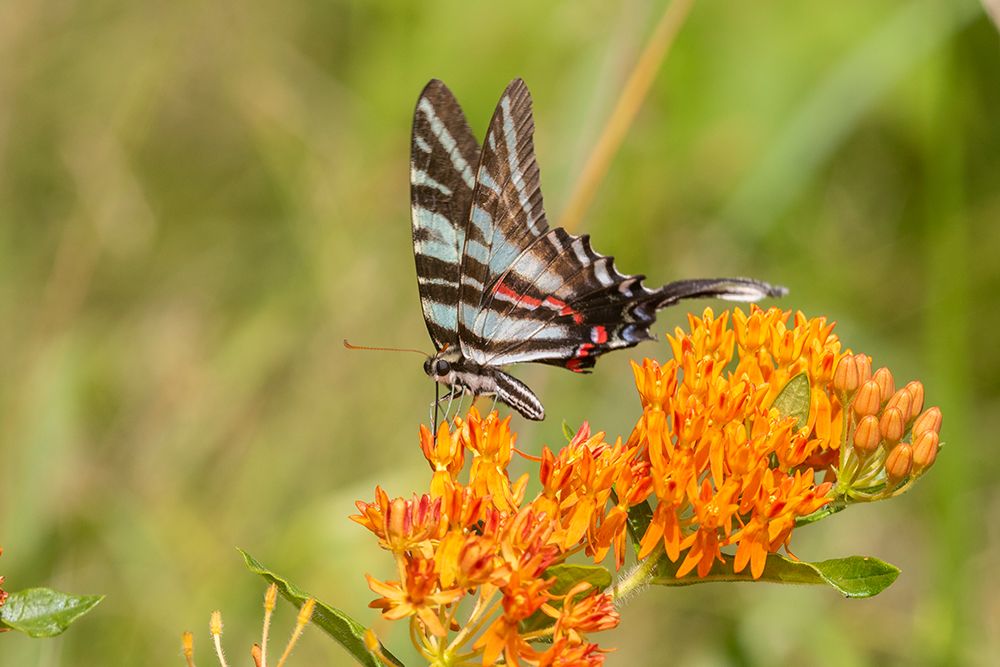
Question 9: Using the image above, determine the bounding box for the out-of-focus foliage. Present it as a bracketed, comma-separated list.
[0, 0, 997, 664]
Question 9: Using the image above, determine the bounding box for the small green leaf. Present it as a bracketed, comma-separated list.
[544, 563, 612, 594]
[0, 588, 103, 637]
[561, 420, 576, 442]
[652, 552, 898, 598]
[772, 372, 811, 430]
[520, 564, 613, 635]
[625, 500, 654, 551]
[239, 549, 403, 667]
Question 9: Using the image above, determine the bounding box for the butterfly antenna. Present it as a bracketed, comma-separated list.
[343, 340, 428, 356]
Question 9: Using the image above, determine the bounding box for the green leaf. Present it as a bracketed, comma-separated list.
[561, 420, 576, 442]
[544, 563, 612, 594]
[625, 499, 654, 551]
[772, 372, 811, 430]
[0, 588, 103, 637]
[239, 549, 403, 667]
[652, 552, 899, 598]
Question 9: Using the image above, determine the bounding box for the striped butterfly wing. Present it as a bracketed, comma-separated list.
[455, 78, 651, 370]
[477, 228, 661, 371]
[463, 80, 784, 373]
[457, 79, 552, 361]
[410, 80, 481, 350]
[478, 236, 781, 372]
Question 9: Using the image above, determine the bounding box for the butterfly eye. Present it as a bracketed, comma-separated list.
[435, 359, 451, 376]
[423, 359, 432, 375]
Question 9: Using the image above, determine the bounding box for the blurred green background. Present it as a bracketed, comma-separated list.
[1, 0, 998, 664]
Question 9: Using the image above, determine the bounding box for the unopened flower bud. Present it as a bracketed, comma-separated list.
[853, 380, 881, 417]
[833, 355, 860, 393]
[885, 443, 913, 483]
[872, 368, 895, 404]
[853, 415, 881, 453]
[904, 381, 924, 420]
[879, 407, 905, 443]
[912, 430, 939, 470]
[885, 389, 913, 425]
[912, 407, 942, 438]
[854, 353, 872, 384]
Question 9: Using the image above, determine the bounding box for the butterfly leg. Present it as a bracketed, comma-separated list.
[443, 385, 464, 423]
[429, 385, 462, 426]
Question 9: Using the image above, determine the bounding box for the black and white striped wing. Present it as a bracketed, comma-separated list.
[456, 79, 552, 361]
[459, 79, 784, 373]
[410, 80, 481, 350]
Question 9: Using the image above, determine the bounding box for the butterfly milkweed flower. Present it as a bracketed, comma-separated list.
[353, 306, 941, 664]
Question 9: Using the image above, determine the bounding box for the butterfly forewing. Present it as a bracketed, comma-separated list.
[410, 80, 481, 350]
[457, 79, 550, 360]
[453, 80, 664, 372]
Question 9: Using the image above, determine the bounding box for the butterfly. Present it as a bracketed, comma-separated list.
[410, 78, 785, 421]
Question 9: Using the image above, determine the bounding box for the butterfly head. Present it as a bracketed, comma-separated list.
[424, 347, 464, 384]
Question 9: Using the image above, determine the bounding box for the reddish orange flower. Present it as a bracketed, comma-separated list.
[675, 479, 740, 577]
[535, 639, 607, 667]
[463, 409, 525, 513]
[420, 420, 464, 498]
[544, 582, 620, 645]
[474, 574, 552, 666]
[350, 487, 444, 557]
[366, 556, 463, 637]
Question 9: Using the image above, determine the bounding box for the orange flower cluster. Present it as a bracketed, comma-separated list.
[629, 307, 841, 579]
[353, 410, 623, 666]
[629, 306, 942, 578]
[353, 306, 942, 664]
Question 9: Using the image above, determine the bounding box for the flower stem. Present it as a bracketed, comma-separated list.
[611, 548, 666, 606]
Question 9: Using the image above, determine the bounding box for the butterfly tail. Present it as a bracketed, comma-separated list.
[654, 278, 788, 309]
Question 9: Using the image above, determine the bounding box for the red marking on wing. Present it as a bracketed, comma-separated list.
[566, 358, 584, 372]
[592, 326, 607, 345]
[493, 281, 584, 324]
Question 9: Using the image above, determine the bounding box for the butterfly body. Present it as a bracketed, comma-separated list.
[410, 78, 785, 421]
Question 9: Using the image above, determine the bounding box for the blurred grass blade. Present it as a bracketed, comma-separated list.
[982, 0, 1000, 28]
[0, 588, 103, 637]
[652, 553, 899, 598]
[240, 549, 403, 667]
[724, 0, 982, 235]
[559, 0, 696, 231]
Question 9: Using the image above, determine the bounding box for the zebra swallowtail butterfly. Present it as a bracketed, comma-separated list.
[411, 78, 785, 421]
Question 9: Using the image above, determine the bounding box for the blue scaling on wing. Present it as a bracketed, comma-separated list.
[410, 80, 482, 350]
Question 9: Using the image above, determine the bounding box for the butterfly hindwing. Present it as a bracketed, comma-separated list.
[477, 227, 661, 370]
[410, 80, 481, 350]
